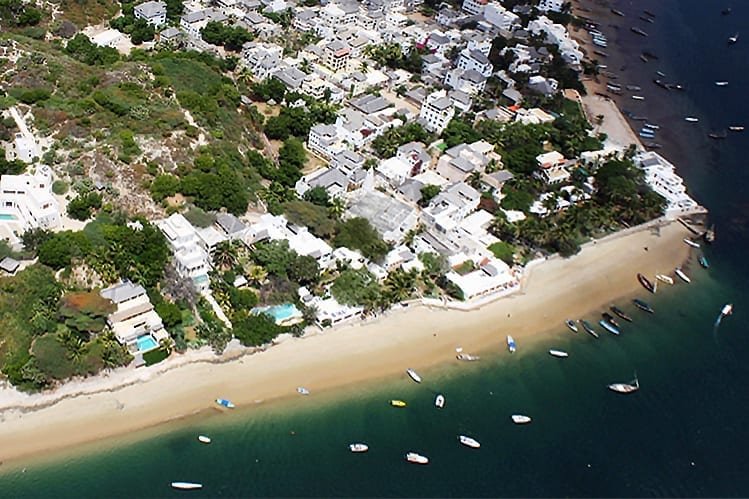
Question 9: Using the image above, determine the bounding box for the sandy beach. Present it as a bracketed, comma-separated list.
[0, 219, 697, 463]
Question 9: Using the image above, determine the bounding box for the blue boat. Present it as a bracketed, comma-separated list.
[215, 398, 235, 408]
[633, 299, 654, 314]
[599, 319, 621, 335]
[699, 256, 710, 268]
[507, 335, 516, 353]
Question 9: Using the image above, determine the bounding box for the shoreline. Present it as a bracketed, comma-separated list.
[0, 218, 695, 464]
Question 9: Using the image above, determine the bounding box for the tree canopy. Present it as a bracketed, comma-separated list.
[334, 217, 388, 261]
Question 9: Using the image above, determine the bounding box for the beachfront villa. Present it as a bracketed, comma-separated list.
[100, 281, 169, 363]
[633, 151, 701, 218]
[445, 257, 519, 302]
[534, 151, 572, 185]
[299, 286, 363, 327]
[0, 165, 61, 245]
[155, 213, 217, 292]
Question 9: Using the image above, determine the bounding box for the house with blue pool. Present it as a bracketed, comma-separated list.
[100, 280, 169, 366]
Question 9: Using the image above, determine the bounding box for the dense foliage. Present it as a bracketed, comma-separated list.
[201, 21, 253, 51]
[334, 217, 389, 261]
[371, 123, 431, 158]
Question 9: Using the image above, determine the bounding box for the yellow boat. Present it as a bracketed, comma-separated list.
[390, 400, 407, 408]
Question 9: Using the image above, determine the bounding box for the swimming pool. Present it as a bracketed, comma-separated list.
[253, 304, 301, 322]
[0, 213, 17, 221]
[136, 334, 158, 352]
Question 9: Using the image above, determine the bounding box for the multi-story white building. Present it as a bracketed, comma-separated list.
[323, 40, 352, 73]
[535, 151, 571, 185]
[444, 68, 487, 95]
[461, 0, 487, 16]
[436, 141, 500, 183]
[308, 123, 343, 159]
[633, 151, 701, 218]
[0, 165, 61, 233]
[180, 9, 228, 38]
[134, 0, 167, 26]
[483, 2, 520, 31]
[422, 181, 481, 235]
[419, 90, 456, 134]
[456, 48, 493, 78]
[528, 16, 583, 66]
[538, 0, 565, 13]
[241, 42, 283, 80]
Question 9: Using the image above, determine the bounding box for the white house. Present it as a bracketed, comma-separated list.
[528, 16, 583, 66]
[0, 165, 61, 233]
[633, 151, 700, 218]
[445, 257, 519, 301]
[155, 214, 216, 292]
[456, 48, 493, 78]
[538, 0, 565, 13]
[308, 123, 342, 159]
[535, 150, 571, 185]
[134, 0, 167, 26]
[436, 140, 500, 183]
[422, 181, 481, 235]
[461, 0, 487, 16]
[419, 90, 455, 134]
[100, 280, 169, 356]
[483, 2, 519, 31]
[444, 68, 487, 95]
[91, 29, 123, 48]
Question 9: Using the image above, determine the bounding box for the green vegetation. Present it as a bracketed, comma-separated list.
[201, 21, 253, 51]
[331, 268, 382, 307]
[263, 97, 338, 140]
[177, 146, 251, 215]
[364, 44, 424, 74]
[372, 123, 431, 158]
[419, 184, 440, 207]
[488, 241, 516, 265]
[52, 180, 69, 195]
[334, 217, 389, 261]
[250, 77, 286, 103]
[65, 34, 120, 66]
[67, 191, 103, 221]
[0, 147, 26, 175]
[0, 0, 44, 27]
[110, 10, 155, 45]
[143, 347, 169, 366]
[232, 312, 283, 347]
[441, 117, 482, 148]
[283, 200, 336, 238]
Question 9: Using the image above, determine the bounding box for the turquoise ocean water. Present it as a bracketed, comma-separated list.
[2, 0, 748, 495]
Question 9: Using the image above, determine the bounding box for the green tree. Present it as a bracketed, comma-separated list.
[419, 184, 441, 207]
[441, 117, 481, 148]
[488, 241, 516, 265]
[331, 268, 381, 308]
[283, 200, 336, 238]
[302, 186, 330, 207]
[232, 312, 282, 347]
[277, 136, 307, 187]
[211, 241, 239, 271]
[288, 254, 319, 286]
[149, 174, 180, 201]
[67, 192, 103, 221]
[334, 217, 388, 261]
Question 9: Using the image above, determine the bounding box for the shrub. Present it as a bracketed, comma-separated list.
[143, 348, 169, 366]
[52, 180, 69, 195]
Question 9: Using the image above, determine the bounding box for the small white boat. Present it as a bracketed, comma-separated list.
[297, 386, 310, 395]
[728, 32, 739, 44]
[456, 353, 480, 361]
[675, 267, 691, 283]
[215, 398, 235, 409]
[565, 320, 579, 333]
[435, 394, 445, 408]
[685, 116, 699, 123]
[656, 274, 674, 285]
[549, 349, 569, 358]
[171, 482, 203, 490]
[349, 443, 369, 453]
[721, 303, 733, 316]
[673, 265, 689, 282]
[405, 452, 429, 464]
[608, 376, 640, 394]
[507, 335, 516, 353]
[715, 81, 729, 86]
[198, 435, 211, 444]
[683, 238, 701, 248]
[458, 435, 481, 449]
[511, 414, 532, 424]
[729, 126, 745, 132]
[632, 95, 645, 100]
[406, 368, 422, 383]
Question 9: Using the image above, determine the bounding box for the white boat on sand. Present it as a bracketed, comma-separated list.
[458, 435, 481, 448]
[405, 452, 429, 464]
[349, 443, 369, 453]
[297, 386, 310, 395]
[171, 482, 203, 490]
[656, 274, 674, 285]
[198, 435, 211, 444]
[507, 335, 516, 353]
[683, 238, 701, 248]
[456, 353, 480, 361]
[435, 394, 445, 408]
[406, 368, 422, 383]
[675, 267, 691, 283]
[549, 349, 569, 358]
[512, 414, 532, 424]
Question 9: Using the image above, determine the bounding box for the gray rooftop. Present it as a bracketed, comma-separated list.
[347, 190, 416, 237]
[100, 281, 147, 304]
[215, 213, 247, 236]
[468, 49, 490, 65]
[273, 66, 306, 89]
[0, 256, 19, 273]
[135, 0, 166, 18]
[461, 69, 486, 84]
[397, 178, 425, 204]
[349, 94, 392, 114]
[430, 96, 453, 111]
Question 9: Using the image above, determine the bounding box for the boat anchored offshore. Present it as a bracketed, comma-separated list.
[602, 312, 621, 329]
[721, 304, 733, 316]
[608, 376, 640, 393]
[198, 435, 211, 444]
[507, 335, 516, 353]
[637, 273, 656, 293]
[728, 33, 739, 44]
[610, 306, 633, 322]
[456, 353, 480, 361]
[566, 319, 579, 333]
[215, 398, 235, 409]
[390, 399, 407, 408]
[435, 394, 445, 408]
[405, 452, 429, 464]
[633, 299, 654, 313]
[549, 349, 569, 358]
[685, 116, 699, 123]
[512, 414, 532, 424]
[171, 482, 203, 490]
[699, 256, 710, 269]
[581, 320, 599, 338]
[715, 81, 729, 86]
[350, 443, 369, 453]
[406, 368, 422, 383]
[656, 274, 674, 285]
[599, 319, 621, 336]
[675, 267, 691, 283]
[458, 435, 481, 449]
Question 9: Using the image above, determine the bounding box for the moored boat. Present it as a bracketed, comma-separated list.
[715, 81, 729, 86]
[704, 225, 716, 243]
[565, 319, 579, 333]
[507, 335, 516, 353]
[580, 320, 599, 338]
[297, 386, 310, 395]
[656, 274, 674, 285]
[608, 376, 640, 393]
[350, 443, 369, 453]
[198, 435, 211, 444]
[728, 33, 739, 44]
[632, 95, 645, 101]
[215, 398, 235, 409]
[685, 116, 699, 122]
[406, 368, 422, 383]
[456, 353, 480, 361]
[599, 319, 621, 336]
[637, 273, 656, 293]
[610, 306, 633, 322]
[721, 304, 733, 316]
[549, 349, 569, 358]
[708, 131, 728, 140]
[633, 298, 654, 313]
[390, 399, 407, 407]
[511, 414, 532, 424]
[631, 26, 648, 36]
[171, 482, 203, 490]
[626, 85, 642, 91]
[610, 8, 624, 16]
[729, 126, 745, 132]
[435, 394, 445, 408]
[405, 452, 429, 464]
[602, 312, 621, 328]
[699, 256, 710, 269]
[458, 435, 481, 449]
[675, 267, 691, 283]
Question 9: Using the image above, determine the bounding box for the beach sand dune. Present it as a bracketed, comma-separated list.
[0, 220, 692, 463]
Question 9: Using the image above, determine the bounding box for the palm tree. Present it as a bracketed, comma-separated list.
[328, 196, 346, 220]
[384, 269, 417, 304]
[246, 264, 268, 285]
[212, 241, 238, 271]
[159, 337, 174, 356]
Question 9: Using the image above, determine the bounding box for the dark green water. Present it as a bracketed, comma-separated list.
[2, 0, 748, 496]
